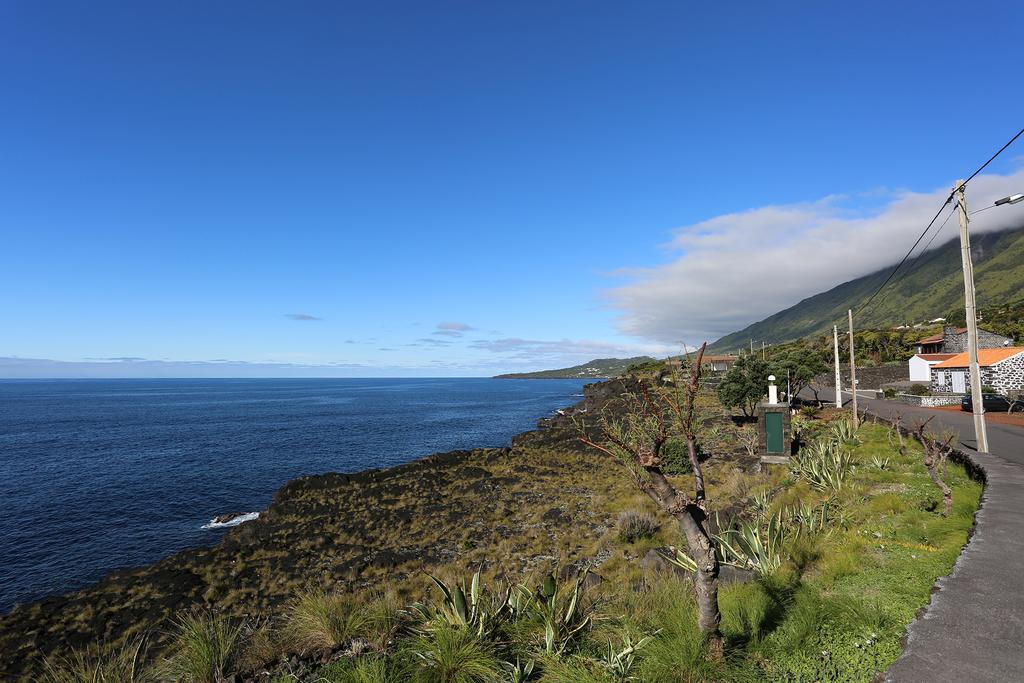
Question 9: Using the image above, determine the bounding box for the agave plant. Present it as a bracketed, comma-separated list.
[792, 439, 851, 491]
[410, 571, 506, 638]
[660, 546, 698, 573]
[523, 571, 592, 654]
[870, 455, 890, 471]
[602, 632, 658, 681]
[715, 511, 785, 575]
[788, 501, 833, 536]
[750, 489, 772, 520]
[502, 657, 536, 682]
[829, 419, 861, 447]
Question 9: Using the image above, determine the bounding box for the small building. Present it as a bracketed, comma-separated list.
[915, 325, 1013, 354]
[908, 353, 957, 381]
[703, 354, 739, 372]
[930, 348, 1024, 394]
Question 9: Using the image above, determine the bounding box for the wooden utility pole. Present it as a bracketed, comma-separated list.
[955, 180, 990, 453]
[848, 309, 858, 427]
[833, 325, 842, 408]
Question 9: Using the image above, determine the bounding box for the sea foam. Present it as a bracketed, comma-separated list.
[201, 512, 260, 529]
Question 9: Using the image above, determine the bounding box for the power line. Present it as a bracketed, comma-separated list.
[855, 125, 1024, 317]
[900, 204, 958, 280]
[954, 126, 1024, 194]
[854, 196, 952, 316]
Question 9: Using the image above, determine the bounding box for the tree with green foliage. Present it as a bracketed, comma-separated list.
[770, 348, 829, 403]
[716, 355, 769, 416]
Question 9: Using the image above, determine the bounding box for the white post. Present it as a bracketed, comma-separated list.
[768, 374, 778, 405]
[833, 325, 842, 408]
[955, 180, 990, 453]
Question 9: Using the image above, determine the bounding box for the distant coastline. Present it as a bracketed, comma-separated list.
[494, 355, 654, 379]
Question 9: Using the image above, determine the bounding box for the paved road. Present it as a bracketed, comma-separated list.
[811, 387, 1024, 681]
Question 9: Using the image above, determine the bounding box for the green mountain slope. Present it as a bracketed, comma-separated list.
[710, 225, 1024, 351]
[494, 356, 654, 379]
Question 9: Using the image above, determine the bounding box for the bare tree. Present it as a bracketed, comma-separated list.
[913, 417, 954, 517]
[888, 412, 906, 457]
[577, 343, 724, 656]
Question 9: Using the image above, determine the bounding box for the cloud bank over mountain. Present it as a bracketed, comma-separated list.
[608, 170, 1024, 344]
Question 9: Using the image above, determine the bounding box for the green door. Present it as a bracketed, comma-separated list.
[766, 412, 784, 453]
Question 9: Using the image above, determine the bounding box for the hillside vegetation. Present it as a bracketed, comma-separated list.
[711, 225, 1024, 352]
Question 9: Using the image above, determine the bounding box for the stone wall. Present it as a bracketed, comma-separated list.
[987, 353, 1024, 394]
[896, 393, 963, 407]
[815, 363, 907, 389]
[940, 326, 1013, 353]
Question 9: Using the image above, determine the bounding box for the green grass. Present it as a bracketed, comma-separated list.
[159, 611, 247, 683]
[41, 638, 156, 683]
[283, 588, 368, 655]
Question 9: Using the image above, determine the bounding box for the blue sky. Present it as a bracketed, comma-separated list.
[2, 1, 1023, 377]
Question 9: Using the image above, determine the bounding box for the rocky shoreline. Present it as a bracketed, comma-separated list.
[0, 378, 628, 679]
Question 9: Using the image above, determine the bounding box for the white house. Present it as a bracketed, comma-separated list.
[908, 353, 956, 382]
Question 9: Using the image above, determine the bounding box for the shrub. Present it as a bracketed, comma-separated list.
[42, 638, 156, 683]
[160, 611, 246, 683]
[363, 590, 404, 652]
[405, 624, 501, 683]
[616, 511, 659, 543]
[659, 436, 692, 474]
[285, 589, 368, 655]
[906, 384, 930, 396]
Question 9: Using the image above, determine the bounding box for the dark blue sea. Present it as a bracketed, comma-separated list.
[0, 378, 589, 612]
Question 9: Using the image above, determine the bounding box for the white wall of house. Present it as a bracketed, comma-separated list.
[908, 355, 937, 381]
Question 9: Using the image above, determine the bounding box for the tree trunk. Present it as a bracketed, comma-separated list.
[924, 453, 953, 516]
[675, 503, 722, 655]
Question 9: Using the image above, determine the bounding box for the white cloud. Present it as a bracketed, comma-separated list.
[608, 170, 1024, 344]
[432, 321, 475, 338]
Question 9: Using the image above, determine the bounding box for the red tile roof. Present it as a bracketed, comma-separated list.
[916, 353, 958, 361]
[933, 348, 1024, 368]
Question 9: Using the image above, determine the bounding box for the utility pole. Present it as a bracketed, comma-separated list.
[750, 339, 754, 355]
[761, 341, 766, 360]
[833, 325, 842, 408]
[848, 309, 859, 427]
[955, 180, 990, 453]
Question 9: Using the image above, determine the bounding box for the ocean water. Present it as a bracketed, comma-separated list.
[0, 378, 589, 612]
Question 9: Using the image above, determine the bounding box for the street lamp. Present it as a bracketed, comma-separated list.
[994, 193, 1024, 206]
